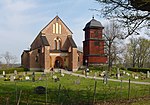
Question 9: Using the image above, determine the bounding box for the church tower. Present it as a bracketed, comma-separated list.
[83, 17, 107, 65]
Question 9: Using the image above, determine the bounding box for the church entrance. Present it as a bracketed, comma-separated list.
[54, 56, 63, 68]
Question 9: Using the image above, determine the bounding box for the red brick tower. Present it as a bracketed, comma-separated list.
[83, 17, 107, 65]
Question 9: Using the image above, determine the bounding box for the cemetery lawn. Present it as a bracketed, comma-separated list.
[0, 72, 150, 105]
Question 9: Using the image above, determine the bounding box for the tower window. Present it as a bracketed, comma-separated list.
[94, 30, 98, 37]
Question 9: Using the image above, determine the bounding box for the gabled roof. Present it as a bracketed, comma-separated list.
[40, 36, 49, 46]
[41, 15, 73, 34]
[67, 36, 77, 48]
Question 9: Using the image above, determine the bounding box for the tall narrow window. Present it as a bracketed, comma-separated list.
[56, 23, 58, 34]
[54, 40, 57, 50]
[58, 40, 61, 50]
[53, 24, 55, 33]
[59, 24, 61, 34]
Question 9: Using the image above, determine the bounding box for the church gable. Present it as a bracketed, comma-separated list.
[41, 16, 73, 36]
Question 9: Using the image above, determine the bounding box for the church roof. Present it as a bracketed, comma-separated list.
[84, 17, 104, 30]
[40, 36, 49, 46]
[68, 36, 77, 48]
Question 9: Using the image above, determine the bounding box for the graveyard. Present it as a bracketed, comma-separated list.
[0, 67, 150, 105]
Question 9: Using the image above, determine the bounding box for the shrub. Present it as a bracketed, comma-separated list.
[0, 67, 28, 74]
[127, 68, 150, 73]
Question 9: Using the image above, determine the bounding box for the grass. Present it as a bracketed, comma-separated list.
[0, 71, 150, 105]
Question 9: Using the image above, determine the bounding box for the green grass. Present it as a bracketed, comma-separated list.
[0, 71, 150, 105]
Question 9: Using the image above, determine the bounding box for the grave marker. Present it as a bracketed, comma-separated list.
[147, 71, 150, 78]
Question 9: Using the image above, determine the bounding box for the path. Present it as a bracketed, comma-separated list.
[60, 69, 150, 85]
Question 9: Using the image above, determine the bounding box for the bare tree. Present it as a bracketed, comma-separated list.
[93, 0, 150, 39]
[104, 20, 124, 71]
[1, 51, 18, 68]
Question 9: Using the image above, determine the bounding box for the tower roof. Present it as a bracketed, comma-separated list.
[84, 17, 104, 30]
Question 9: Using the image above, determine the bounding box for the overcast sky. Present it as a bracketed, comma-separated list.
[0, 0, 107, 63]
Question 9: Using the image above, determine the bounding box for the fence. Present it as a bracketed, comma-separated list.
[0, 74, 150, 105]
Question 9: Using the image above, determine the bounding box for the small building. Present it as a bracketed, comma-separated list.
[21, 16, 83, 72]
[83, 17, 107, 65]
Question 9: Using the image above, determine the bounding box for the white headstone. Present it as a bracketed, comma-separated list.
[14, 70, 17, 75]
[134, 76, 139, 79]
[25, 76, 30, 80]
[3, 71, 5, 76]
[117, 68, 120, 79]
[147, 71, 150, 78]
[10, 75, 14, 81]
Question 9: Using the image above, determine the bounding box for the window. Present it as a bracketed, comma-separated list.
[53, 24, 55, 33]
[56, 23, 59, 34]
[58, 40, 61, 50]
[59, 24, 61, 34]
[54, 40, 57, 50]
[94, 30, 99, 37]
[54, 37, 61, 50]
[53, 22, 62, 34]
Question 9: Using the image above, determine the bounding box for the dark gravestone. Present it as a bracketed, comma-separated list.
[35, 86, 46, 94]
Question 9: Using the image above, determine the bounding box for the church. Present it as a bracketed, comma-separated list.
[21, 16, 107, 72]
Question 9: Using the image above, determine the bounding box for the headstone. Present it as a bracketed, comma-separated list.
[132, 73, 135, 78]
[3, 71, 6, 77]
[23, 72, 26, 76]
[35, 86, 46, 94]
[61, 73, 65, 77]
[134, 76, 139, 79]
[147, 71, 150, 78]
[126, 72, 130, 76]
[10, 75, 14, 81]
[117, 68, 120, 79]
[100, 71, 105, 77]
[25, 76, 30, 80]
[14, 70, 17, 75]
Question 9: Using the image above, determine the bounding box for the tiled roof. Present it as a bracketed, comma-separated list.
[84, 18, 104, 30]
[68, 36, 77, 48]
[40, 36, 49, 46]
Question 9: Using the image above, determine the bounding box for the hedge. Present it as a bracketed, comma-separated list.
[0, 67, 29, 74]
[127, 68, 150, 73]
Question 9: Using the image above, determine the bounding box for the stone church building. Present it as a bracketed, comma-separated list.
[21, 16, 83, 72]
[21, 16, 107, 72]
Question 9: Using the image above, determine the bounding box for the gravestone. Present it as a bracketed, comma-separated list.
[147, 71, 150, 78]
[10, 75, 14, 81]
[3, 71, 6, 77]
[14, 70, 17, 75]
[117, 68, 120, 79]
[23, 72, 26, 76]
[35, 86, 46, 94]
[25, 76, 30, 80]
[134, 76, 139, 79]
[126, 72, 130, 76]
[61, 73, 65, 77]
[123, 71, 126, 74]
